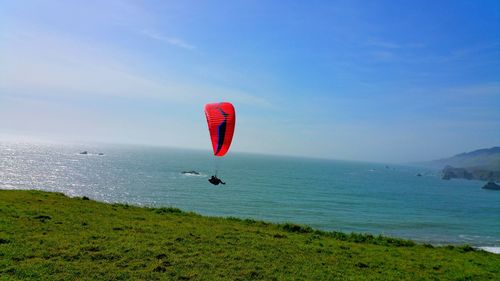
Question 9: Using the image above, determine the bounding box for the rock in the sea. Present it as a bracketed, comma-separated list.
[482, 181, 500, 190]
[181, 170, 200, 175]
[416, 173, 422, 177]
[98, 153, 104, 156]
[79, 151, 88, 155]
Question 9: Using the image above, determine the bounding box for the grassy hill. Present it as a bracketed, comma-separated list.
[1, 190, 499, 280]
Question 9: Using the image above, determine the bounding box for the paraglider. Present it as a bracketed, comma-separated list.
[208, 175, 226, 185]
[204, 102, 235, 185]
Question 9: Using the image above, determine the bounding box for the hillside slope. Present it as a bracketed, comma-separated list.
[1, 190, 499, 280]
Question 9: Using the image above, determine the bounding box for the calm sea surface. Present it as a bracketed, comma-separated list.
[1, 142, 499, 247]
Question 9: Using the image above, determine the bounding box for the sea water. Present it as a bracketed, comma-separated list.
[1, 142, 499, 249]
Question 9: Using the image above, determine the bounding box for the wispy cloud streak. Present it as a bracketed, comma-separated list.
[0, 29, 271, 108]
[366, 39, 426, 49]
[140, 30, 196, 50]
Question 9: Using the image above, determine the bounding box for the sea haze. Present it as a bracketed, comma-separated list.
[1, 142, 499, 248]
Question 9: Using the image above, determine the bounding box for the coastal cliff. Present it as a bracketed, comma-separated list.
[417, 147, 500, 182]
[442, 165, 500, 182]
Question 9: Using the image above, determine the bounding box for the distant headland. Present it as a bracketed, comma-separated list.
[419, 147, 500, 183]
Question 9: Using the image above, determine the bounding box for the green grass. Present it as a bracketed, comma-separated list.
[0, 190, 499, 280]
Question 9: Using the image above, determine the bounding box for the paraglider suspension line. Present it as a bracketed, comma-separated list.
[213, 156, 220, 177]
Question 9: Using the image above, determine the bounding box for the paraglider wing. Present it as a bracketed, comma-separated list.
[204, 102, 235, 157]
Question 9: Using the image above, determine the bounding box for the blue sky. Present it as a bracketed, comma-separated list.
[1, 0, 499, 162]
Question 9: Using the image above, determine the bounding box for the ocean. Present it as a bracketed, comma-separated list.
[1, 141, 499, 249]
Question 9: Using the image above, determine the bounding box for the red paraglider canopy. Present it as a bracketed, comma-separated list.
[204, 102, 235, 157]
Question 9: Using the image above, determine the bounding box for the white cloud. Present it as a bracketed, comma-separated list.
[444, 83, 500, 97]
[367, 40, 401, 49]
[0, 29, 270, 107]
[366, 39, 426, 49]
[0, 94, 208, 148]
[0, 25, 277, 152]
[140, 29, 196, 50]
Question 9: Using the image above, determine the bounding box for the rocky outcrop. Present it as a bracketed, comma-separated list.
[482, 181, 500, 190]
[441, 166, 473, 180]
[441, 165, 500, 181]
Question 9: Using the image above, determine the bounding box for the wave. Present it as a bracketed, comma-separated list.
[181, 172, 207, 177]
[478, 247, 500, 254]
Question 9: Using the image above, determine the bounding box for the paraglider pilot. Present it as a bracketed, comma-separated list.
[208, 175, 225, 185]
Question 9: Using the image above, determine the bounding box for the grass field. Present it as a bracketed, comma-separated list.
[0, 190, 499, 280]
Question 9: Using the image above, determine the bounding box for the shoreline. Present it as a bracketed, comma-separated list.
[479, 247, 500, 254]
[2, 142, 498, 253]
[1, 187, 498, 254]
